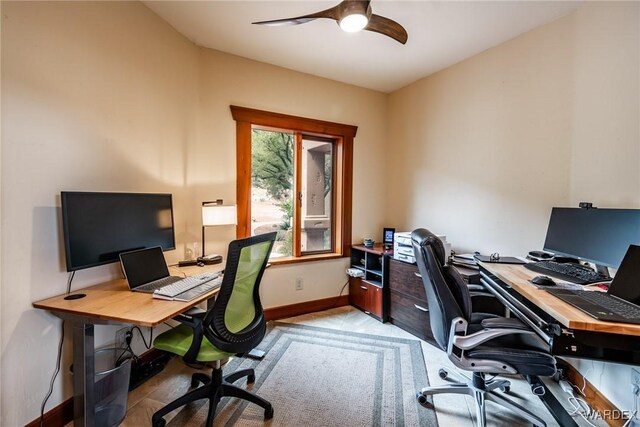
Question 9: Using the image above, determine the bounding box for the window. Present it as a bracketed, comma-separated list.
[231, 106, 357, 263]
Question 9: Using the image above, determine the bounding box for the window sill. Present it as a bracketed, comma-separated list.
[268, 253, 347, 266]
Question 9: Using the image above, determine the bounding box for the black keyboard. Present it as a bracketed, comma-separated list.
[525, 260, 610, 284]
[553, 289, 640, 320]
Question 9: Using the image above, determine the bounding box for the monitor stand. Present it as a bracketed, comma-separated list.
[553, 256, 580, 264]
[594, 264, 611, 279]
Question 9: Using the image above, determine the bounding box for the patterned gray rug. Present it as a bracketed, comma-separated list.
[167, 322, 438, 426]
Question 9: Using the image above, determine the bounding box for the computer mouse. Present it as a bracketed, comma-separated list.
[531, 275, 556, 287]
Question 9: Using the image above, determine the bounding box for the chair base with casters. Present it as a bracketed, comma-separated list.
[417, 370, 546, 427]
[151, 360, 273, 427]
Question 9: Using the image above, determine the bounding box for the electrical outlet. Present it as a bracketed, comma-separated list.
[115, 327, 130, 350]
[295, 278, 303, 291]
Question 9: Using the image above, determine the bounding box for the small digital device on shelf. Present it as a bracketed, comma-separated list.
[383, 227, 395, 250]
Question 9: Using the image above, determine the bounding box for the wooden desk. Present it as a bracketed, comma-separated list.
[33, 264, 223, 427]
[479, 262, 640, 364]
[480, 262, 640, 427]
[480, 262, 640, 336]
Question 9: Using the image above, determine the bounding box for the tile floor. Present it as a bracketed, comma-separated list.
[110, 306, 602, 426]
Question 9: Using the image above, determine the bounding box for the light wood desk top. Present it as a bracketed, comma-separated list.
[480, 262, 640, 336]
[33, 264, 223, 327]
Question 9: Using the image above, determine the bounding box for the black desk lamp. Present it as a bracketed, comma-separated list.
[198, 200, 237, 265]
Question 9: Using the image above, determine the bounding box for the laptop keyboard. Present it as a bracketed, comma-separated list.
[554, 289, 640, 319]
[135, 276, 181, 292]
[153, 272, 220, 298]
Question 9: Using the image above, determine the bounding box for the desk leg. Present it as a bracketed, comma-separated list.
[532, 376, 579, 427]
[73, 323, 95, 427]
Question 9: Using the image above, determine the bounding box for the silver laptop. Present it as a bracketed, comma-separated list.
[119, 247, 181, 293]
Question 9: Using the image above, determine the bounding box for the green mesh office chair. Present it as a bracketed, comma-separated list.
[151, 232, 277, 427]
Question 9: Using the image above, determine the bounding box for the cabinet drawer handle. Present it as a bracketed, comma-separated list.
[360, 286, 368, 291]
[414, 304, 429, 312]
[414, 272, 422, 278]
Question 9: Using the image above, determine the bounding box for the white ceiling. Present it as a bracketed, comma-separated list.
[144, 1, 581, 93]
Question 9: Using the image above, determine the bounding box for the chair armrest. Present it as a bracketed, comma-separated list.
[184, 307, 207, 317]
[468, 284, 495, 299]
[173, 307, 206, 328]
[177, 313, 206, 363]
[481, 317, 530, 330]
[470, 291, 495, 298]
[452, 319, 535, 350]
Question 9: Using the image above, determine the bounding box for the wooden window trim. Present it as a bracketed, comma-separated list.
[294, 132, 302, 257]
[231, 105, 356, 261]
[299, 134, 336, 257]
[266, 253, 346, 266]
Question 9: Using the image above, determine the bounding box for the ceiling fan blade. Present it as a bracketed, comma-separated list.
[253, 4, 341, 27]
[252, 16, 318, 27]
[365, 14, 408, 44]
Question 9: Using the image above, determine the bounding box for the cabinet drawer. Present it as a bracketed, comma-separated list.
[388, 259, 427, 302]
[349, 278, 383, 320]
[349, 277, 366, 312]
[364, 281, 384, 319]
[389, 291, 433, 342]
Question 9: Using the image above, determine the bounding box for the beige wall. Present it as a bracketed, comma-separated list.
[195, 48, 388, 308]
[0, 3, 4, 423]
[568, 3, 640, 206]
[1, 2, 200, 424]
[387, 0, 639, 413]
[0, 1, 387, 424]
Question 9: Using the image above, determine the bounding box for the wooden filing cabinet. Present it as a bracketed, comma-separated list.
[388, 259, 501, 344]
[388, 258, 435, 344]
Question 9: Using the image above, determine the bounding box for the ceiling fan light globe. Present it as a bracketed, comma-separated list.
[339, 13, 368, 32]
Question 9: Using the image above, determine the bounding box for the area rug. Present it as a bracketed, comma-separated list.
[167, 322, 438, 426]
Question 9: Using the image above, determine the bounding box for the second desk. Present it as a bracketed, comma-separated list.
[479, 262, 640, 363]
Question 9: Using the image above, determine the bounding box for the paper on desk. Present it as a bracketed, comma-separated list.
[453, 253, 476, 261]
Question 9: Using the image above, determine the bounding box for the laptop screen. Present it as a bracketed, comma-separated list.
[119, 247, 170, 289]
[608, 245, 640, 305]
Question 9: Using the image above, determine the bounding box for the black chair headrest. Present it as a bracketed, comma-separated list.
[411, 228, 446, 266]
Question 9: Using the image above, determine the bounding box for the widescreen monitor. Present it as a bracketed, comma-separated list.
[543, 207, 640, 268]
[61, 192, 175, 271]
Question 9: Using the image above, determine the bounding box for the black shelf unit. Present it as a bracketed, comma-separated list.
[349, 245, 389, 321]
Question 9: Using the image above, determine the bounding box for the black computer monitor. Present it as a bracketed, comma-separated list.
[543, 207, 640, 268]
[61, 192, 175, 271]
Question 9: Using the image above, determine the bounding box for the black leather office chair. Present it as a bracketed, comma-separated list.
[151, 232, 277, 427]
[412, 229, 556, 427]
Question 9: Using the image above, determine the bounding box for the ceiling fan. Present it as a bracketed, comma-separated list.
[252, 0, 408, 45]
